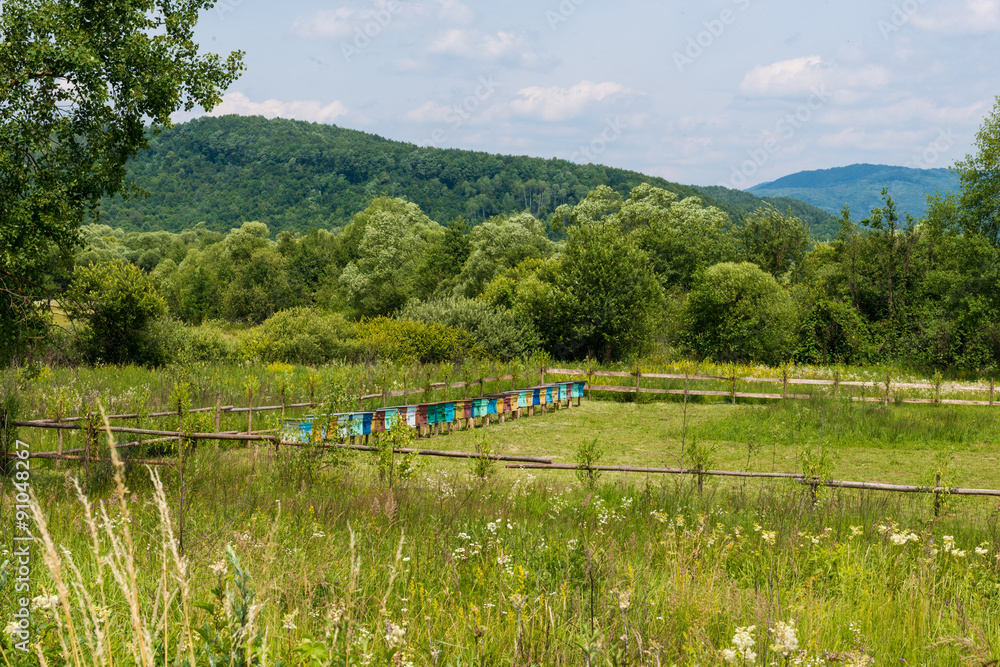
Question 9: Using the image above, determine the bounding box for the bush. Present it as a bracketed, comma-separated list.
[65, 259, 169, 366]
[235, 307, 358, 365]
[186, 321, 237, 362]
[684, 262, 797, 365]
[795, 300, 872, 365]
[399, 296, 540, 360]
[354, 317, 473, 363]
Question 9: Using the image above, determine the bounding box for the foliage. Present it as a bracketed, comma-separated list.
[96, 116, 731, 234]
[735, 203, 812, 277]
[234, 307, 357, 365]
[554, 221, 665, 361]
[372, 416, 420, 488]
[456, 212, 556, 297]
[354, 317, 473, 363]
[684, 262, 798, 365]
[339, 197, 444, 316]
[399, 296, 540, 361]
[65, 260, 169, 366]
[954, 94, 1000, 246]
[575, 437, 604, 488]
[0, 0, 243, 362]
[795, 299, 872, 365]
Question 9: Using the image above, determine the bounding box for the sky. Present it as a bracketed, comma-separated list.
[173, 0, 1000, 189]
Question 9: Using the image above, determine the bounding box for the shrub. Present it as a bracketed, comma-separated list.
[354, 317, 473, 363]
[186, 321, 237, 362]
[234, 307, 357, 365]
[65, 259, 169, 366]
[399, 296, 540, 360]
[684, 261, 797, 365]
[795, 299, 872, 365]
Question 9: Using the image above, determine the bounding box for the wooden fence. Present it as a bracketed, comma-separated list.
[6, 366, 1000, 508]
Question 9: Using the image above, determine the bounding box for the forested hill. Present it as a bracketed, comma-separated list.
[748, 163, 959, 220]
[97, 115, 836, 236]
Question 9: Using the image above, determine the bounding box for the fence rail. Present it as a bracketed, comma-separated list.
[506, 463, 1000, 499]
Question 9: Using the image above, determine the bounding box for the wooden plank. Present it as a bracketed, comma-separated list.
[547, 368, 587, 376]
[640, 372, 729, 381]
[281, 441, 552, 464]
[589, 370, 635, 378]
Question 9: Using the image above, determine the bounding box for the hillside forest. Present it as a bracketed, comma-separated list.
[26, 164, 1000, 374]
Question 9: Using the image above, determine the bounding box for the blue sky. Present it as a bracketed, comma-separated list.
[174, 0, 1000, 188]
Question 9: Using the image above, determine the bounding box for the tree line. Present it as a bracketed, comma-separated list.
[42, 151, 1000, 371]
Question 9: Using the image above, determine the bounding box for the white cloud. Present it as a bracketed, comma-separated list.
[436, 0, 474, 23]
[911, 0, 1000, 33]
[739, 56, 826, 97]
[510, 81, 630, 121]
[208, 92, 349, 124]
[291, 8, 355, 38]
[405, 101, 452, 123]
[290, 0, 406, 39]
[427, 28, 547, 68]
[739, 56, 889, 100]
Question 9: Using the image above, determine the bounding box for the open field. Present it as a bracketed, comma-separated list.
[3, 363, 1000, 665]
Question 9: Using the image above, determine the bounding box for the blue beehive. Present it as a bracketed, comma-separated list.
[472, 397, 490, 418]
[530, 387, 541, 406]
[381, 407, 399, 431]
[487, 396, 498, 415]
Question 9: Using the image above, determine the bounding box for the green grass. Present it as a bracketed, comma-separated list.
[4, 361, 1000, 665]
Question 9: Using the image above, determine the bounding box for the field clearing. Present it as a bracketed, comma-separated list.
[5, 367, 1000, 665]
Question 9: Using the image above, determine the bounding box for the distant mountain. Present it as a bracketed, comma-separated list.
[747, 164, 959, 221]
[693, 185, 839, 241]
[97, 115, 835, 237]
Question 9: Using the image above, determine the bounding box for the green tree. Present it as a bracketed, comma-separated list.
[457, 212, 554, 297]
[954, 95, 1000, 245]
[684, 262, 797, 364]
[339, 197, 444, 316]
[736, 204, 811, 276]
[556, 222, 664, 361]
[66, 260, 169, 365]
[0, 0, 244, 362]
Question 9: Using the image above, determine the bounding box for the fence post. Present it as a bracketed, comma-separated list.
[810, 477, 819, 505]
[696, 464, 704, 495]
[884, 371, 891, 407]
[731, 372, 737, 406]
[934, 473, 942, 517]
[84, 413, 93, 482]
[634, 364, 641, 403]
[833, 371, 840, 399]
[782, 368, 788, 400]
[247, 387, 255, 459]
[540, 365, 546, 386]
[587, 360, 593, 403]
[991, 378, 995, 407]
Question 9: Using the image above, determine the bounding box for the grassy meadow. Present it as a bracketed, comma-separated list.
[2, 361, 1000, 665]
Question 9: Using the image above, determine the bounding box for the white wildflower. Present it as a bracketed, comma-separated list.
[761, 531, 776, 545]
[770, 620, 798, 657]
[732, 625, 757, 663]
[385, 621, 406, 648]
[209, 559, 227, 576]
[32, 594, 60, 612]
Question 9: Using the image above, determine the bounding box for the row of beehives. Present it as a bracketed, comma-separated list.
[283, 380, 587, 441]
